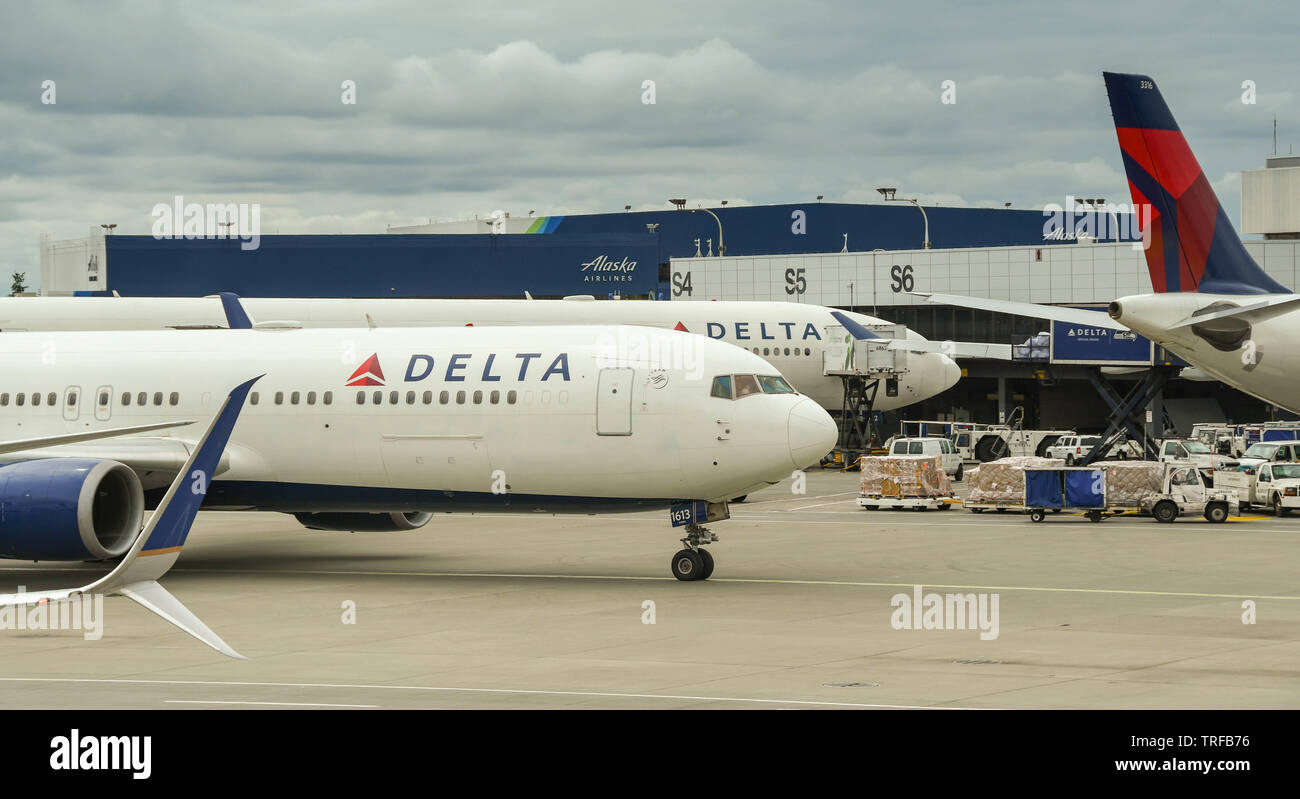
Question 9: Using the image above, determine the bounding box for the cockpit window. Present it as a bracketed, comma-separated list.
[710, 375, 733, 399]
[757, 375, 796, 394]
[733, 374, 761, 398]
[713, 373, 799, 399]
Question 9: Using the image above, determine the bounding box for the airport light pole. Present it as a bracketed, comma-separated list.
[877, 188, 930, 249]
[691, 206, 725, 256]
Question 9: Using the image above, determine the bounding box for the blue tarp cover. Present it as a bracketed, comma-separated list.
[1025, 469, 1063, 508]
[1064, 469, 1106, 508]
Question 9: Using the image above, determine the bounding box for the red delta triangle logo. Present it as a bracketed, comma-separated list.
[346, 353, 385, 386]
[674, 321, 689, 332]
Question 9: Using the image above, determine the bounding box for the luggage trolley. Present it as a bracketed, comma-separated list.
[1023, 466, 1138, 523]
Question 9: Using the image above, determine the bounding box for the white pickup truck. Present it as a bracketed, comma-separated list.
[1213, 462, 1300, 516]
[1233, 440, 1300, 475]
[1155, 439, 1237, 473]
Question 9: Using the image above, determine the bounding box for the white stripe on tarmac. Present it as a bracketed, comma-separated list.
[0, 677, 978, 710]
[165, 699, 379, 708]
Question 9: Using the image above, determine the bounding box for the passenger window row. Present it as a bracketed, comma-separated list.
[353, 389, 519, 406]
[248, 391, 334, 407]
[0, 391, 61, 408]
[750, 347, 812, 357]
[119, 391, 182, 407]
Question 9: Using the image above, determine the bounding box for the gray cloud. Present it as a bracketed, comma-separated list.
[1, 1, 1296, 287]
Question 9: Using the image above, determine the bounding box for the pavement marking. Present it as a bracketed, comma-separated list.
[782, 498, 860, 510]
[147, 566, 1300, 601]
[165, 699, 379, 708]
[0, 677, 978, 710]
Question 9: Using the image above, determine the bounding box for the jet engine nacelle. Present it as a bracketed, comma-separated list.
[0, 459, 144, 560]
[292, 511, 434, 532]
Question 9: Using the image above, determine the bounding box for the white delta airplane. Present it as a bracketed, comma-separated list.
[915, 71, 1300, 413]
[0, 303, 837, 656]
[0, 297, 961, 413]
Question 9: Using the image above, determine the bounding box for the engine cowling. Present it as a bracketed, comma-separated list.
[292, 511, 434, 532]
[0, 459, 144, 561]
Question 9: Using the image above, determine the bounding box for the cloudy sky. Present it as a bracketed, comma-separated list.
[2, 1, 1295, 288]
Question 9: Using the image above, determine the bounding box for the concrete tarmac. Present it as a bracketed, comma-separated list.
[1, 469, 1297, 709]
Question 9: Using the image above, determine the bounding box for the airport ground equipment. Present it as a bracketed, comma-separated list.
[1214, 463, 1300, 515]
[898, 419, 986, 462]
[1078, 367, 1179, 465]
[1024, 462, 1235, 524]
[857, 454, 955, 511]
[970, 424, 1074, 463]
[822, 316, 912, 467]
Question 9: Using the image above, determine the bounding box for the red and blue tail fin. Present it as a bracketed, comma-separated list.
[1103, 71, 1286, 295]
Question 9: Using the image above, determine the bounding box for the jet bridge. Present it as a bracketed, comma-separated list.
[821, 322, 910, 467]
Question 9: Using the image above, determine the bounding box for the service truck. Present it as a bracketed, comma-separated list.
[1213, 462, 1300, 516]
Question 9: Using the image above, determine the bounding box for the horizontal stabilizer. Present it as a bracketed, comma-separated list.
[911, 293, 1127, 330]
[1168, 294, 1300, 330]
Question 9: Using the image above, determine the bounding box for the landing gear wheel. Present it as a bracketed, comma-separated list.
[697, 548, 715, 579]
[1204, 503, 1228, 523]
[671, 549, 704, 581]
[1153, 500, 1178, 523]
[1029, 509, 1046, 523]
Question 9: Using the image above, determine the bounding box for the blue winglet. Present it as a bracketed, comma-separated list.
[830, 311, 879, 340]
[138, 375, 261, 554]
[219, 292, 253, 329]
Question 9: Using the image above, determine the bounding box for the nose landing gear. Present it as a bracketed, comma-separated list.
[671, 523, 718, 581]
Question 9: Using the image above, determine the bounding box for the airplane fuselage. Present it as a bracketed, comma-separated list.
[0, 325, 837, 512]
[0, 298, 960, 411]
[1111, 292, 1300, 413]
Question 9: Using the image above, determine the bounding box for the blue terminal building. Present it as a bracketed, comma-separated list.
[73, 202, 1127, 299]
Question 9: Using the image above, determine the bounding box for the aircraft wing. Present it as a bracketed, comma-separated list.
[0, 436, 227, 490]
[911, 293, 1128, 331]
[0, 420, 193, 456]
[885, 339, 1013, 360]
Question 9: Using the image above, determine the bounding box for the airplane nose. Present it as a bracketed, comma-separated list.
[940, 354, 961, 391]
[788, 398, 838, 469]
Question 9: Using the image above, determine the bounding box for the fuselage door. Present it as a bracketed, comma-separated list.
[63, 385, 81, 422]
[94, 385, 113, 421]
[596, 368, 634, 436]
